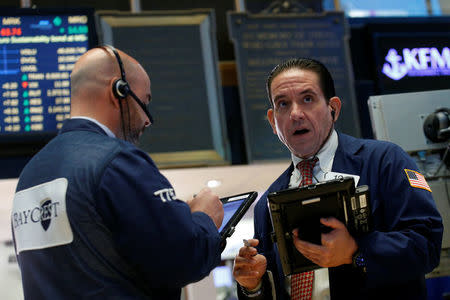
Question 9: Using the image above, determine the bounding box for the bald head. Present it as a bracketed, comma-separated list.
[69, 47, 151, 137]
[70, 47, 143, 103]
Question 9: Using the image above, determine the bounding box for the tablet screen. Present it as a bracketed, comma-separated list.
[218, 192, 257, 241]
[219, 197, 246, 233]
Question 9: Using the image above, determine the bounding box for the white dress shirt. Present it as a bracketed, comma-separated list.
[286, 130, 339, 300]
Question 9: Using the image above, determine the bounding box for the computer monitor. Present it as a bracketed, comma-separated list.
[373, 32, 450, 94]
[350, 17, 450, 94]
[0, 8, 98, 155]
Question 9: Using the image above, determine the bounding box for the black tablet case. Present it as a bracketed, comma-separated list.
[220, 191, 258, 243]
[268, 177, 364, 275]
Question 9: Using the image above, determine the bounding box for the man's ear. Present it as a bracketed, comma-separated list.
[108, 77, 121, 109]
[329, 97, 342, 121]
[267, 108, 277, 135]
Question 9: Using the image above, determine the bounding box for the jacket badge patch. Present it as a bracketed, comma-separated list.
[404, 169, 432, 192]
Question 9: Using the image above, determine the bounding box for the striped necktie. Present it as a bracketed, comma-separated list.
[291, 157, 318, 300]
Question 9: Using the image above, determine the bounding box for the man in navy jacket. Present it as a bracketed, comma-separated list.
[12, 46, 224, 299]
[233, 58, 443, 299]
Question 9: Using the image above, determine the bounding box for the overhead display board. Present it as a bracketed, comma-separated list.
[0, 8, 98, 155]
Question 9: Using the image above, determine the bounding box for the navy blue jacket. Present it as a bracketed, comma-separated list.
[251, 133, 443, 299]
[12, 119, 222, 299]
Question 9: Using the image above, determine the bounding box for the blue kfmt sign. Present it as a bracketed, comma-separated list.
[382, 47, 450, 80]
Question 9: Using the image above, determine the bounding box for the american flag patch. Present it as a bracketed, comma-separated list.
[404, 169, 432, 192]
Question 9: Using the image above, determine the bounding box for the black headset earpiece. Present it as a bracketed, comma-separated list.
[102, 45, 129, 100]
[331, 109, 336, 121]
[113, 78, 130, 99]
[98, 44, 154, 125]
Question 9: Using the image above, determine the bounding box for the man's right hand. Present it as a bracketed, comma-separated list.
[233, 239, 267, 290]
[187, 188, 224, 229]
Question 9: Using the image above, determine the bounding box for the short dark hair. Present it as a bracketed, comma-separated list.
[266, 58, 336, 106]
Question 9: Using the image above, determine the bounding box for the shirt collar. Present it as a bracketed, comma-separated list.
[70, 116, 116, 138]
[291, 130, 338, 173]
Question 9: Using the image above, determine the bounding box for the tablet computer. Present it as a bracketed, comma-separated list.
[268, 177, 371, 275]
[219, 191, 258, 243]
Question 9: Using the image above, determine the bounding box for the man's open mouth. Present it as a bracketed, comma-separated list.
[294, 129, 309, 135]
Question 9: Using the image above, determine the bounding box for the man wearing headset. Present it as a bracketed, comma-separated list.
[12, 47, 224, 299]
[233, 58, 443, 299]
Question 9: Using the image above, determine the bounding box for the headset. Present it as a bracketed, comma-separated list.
[331, 109, 336, 122]
[102, 45, 153, 124]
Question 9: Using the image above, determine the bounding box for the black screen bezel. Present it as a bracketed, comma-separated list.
[219, 191, 257, 242]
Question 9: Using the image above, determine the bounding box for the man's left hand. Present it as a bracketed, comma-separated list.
[292, 217, 358, 268]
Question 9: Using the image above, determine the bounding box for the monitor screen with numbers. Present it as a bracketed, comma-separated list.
[0, 8, 98, 154]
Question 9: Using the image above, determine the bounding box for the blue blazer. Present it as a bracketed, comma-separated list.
[252, 133, 443, 299]
[13, 119, 222, 299]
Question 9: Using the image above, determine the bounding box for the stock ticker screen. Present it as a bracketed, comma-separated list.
[0, 9, 97, 138]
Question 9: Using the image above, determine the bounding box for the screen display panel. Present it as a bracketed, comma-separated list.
[0, 8, 97, 144]
[374, 32, 450, 93]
